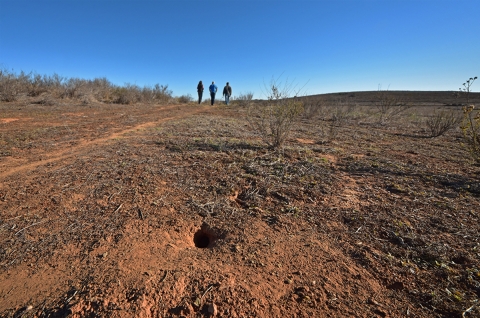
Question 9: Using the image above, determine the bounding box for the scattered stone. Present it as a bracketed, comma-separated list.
[183, 303, 194, 315]
[208, 302, 218, 316]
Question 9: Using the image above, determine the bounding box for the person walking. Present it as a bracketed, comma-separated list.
[197, 80, 204, 104]
[223, 82, 232, 105]
[209, 81, 218, 105]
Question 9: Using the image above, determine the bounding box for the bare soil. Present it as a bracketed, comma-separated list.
[1, 92, 479, 317]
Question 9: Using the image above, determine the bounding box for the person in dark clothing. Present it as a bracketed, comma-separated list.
[197, 80, 204, 104]
[209, 81, 218, 105]
[223, 82, 232, 105]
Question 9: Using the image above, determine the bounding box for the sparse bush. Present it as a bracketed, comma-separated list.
[460, 105, 480, 163]
[375, 90, 411, 124]
[0, 68, 172, 105]
[247, 76, 304, 148]
[328, 98, 357, 140]
[234, 92, 254, 108]
[302, 97, 327, 120]
[28, 73, 49, 97]
[177, 94, 194, 104]
[425, 109, 461, 138]
[91, 77, 113, 102]
[112, 84, 141, 104]
[152, 84, 173, 104]
[0, 69, 22, 102]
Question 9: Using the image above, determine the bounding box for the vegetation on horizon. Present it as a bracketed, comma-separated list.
[0, 68, 173, 105]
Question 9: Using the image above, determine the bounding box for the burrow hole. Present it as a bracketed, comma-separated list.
[193, 227, 217, 249]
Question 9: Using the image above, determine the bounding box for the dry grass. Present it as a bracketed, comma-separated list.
[1, 86, 480, 317]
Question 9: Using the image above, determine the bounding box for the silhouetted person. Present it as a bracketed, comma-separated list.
[197, 80, 204, 104]
[209, 81, 218, 105]
[223, 82, 232, 105]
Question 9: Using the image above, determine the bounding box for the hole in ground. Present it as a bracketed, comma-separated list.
[193, 223, 218, 249]
[194, 231, 211, 248]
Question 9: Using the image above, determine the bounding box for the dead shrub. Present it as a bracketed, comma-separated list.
[247, 76, 304, 148]
[0, 68, 173, 105]
[325, 98, 358, 140]
[234, 92, 254, 108]
[112, 84, 140, 104]
[176, 94, 194, 104]
[375, 90, 411, 124]
[152, 84, 173, 104]
[91, 77, 113, 102]
[0, 69, 23, 102]
[425, 109, 461, 138]
[302, 98, 327, 120]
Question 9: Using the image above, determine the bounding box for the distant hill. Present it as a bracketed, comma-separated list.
[300, 91, 480, 106]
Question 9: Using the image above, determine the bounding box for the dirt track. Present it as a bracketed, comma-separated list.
[1, 98, 479, 317]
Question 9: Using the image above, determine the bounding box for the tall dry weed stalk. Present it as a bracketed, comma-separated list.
[459, 77, 477, 105]
[460, 105, 480, 163]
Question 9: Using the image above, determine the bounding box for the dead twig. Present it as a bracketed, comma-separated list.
[160, 270, 168, 283]
[15, 219, 49, 236]
[113, 204, 123, 214]
[462, 304, 476, 317]
[201, 284, 216, 300]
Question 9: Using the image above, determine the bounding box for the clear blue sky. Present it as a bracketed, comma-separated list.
[1, 0, 479, 99]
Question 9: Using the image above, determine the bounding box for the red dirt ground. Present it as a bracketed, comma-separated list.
[0, 93, 479, 317]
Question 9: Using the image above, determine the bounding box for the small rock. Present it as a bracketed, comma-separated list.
[183, 303, 194, 315]
[284, 279, 293, 284]
[208, 302, 218, 316]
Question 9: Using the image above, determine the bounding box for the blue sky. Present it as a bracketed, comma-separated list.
[1, 0, 479, 99]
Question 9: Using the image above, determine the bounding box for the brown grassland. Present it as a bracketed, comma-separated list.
[0, 90, 479, 317]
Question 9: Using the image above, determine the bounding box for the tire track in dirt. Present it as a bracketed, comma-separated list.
[0, 105, 211, 180]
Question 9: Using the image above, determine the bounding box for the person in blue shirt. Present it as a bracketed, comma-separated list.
[209, 81, 218, 105]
